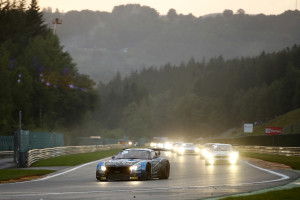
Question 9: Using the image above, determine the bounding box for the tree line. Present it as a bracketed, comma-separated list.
[94, 45, 300, 139]
[0, 0, 98, 136]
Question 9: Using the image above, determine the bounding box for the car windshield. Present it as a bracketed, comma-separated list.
[114, 150, 150, 160]
[183, 143, 194, 147]
[211, 145, 232, 151]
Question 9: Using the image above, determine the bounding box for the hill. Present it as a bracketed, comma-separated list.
[42, 5, 300, 83]
[220, 108, 300, 138]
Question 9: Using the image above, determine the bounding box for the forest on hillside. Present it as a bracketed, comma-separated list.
[42, 5, 300, 82]
[0, 0, 98, 136]
[91, 45, 300, 139]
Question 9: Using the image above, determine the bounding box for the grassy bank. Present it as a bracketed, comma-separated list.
[0, 169, 54, 181]
[241, 152, 300, 170]
[221, 187, 300, 200]
[0, 149, 121, 182]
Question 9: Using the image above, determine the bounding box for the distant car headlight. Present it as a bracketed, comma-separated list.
[100, 165, 107, 171]
[130, 165, 141, 172]
[230, 151, 239, 159]
[150, 142, 157, 147]
[206, 152, 214, 159]
[202, 149, 208, 157]
[179, 147, 185, 154]
[229, 151, 239, 164]
[158, 143, 164, 148]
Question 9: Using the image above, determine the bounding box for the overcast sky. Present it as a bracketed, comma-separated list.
[39, 0, 298, 16]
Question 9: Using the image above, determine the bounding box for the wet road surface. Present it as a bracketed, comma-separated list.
[0, 151, 298, 200]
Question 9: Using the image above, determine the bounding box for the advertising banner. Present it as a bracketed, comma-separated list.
[244, 124, 253, 133]
[265, 127, 283, 135]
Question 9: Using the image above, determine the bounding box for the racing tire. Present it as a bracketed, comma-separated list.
[160, 161, 170, 179]
[141, 163, 151, 181]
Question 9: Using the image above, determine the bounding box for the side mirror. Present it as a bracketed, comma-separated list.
[112, 156, 115, 160]
[155, 151, 160, 158]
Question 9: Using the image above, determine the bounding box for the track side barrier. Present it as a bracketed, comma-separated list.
[27, 144, 124, 167]
[237, 146, 300, 156]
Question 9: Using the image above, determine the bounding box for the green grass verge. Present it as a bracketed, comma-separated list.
[241, 152, 300, 170]
[252, 108, 300, 135]
[0, 169, 55, 181]
[220, 187, 300, 200]
[31, 149, 121, 167]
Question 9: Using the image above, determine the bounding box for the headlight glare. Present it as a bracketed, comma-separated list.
[179, 148, 184, 153]
[100, 165, 106, 171]
[230, 151, 239, 159]
[229, 151, 239, 164]
[130, 165, 141, 171]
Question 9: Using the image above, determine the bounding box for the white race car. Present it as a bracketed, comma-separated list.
[177, 143, 200, 155]
[205, 144, 239, 165]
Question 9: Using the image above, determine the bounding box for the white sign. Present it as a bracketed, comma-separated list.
[244, 124, 253, 133]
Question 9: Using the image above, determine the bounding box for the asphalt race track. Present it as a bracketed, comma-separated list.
[0, 152, 299, 200]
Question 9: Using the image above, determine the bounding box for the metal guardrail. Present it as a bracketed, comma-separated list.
[0, 151, 14, 159]
[237, 146, 300, 157]
[27, 144, 124, 167]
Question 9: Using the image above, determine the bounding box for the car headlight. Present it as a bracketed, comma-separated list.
[202, 149, 208, 157]
[206, 152, 213, 159]
[100, 165, 107, 171]
[130, 165, 141, 171]
[230, 151, 239, 159]
[229, 152, 239, 164]
[150, 142, 156, 147]
[179, 147, 184, 153]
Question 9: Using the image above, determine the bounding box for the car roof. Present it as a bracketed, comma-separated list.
[123, 148, 153, 152]
[213, 144, 232, 146]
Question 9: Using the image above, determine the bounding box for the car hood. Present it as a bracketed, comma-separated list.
[105, 159, 143, 167]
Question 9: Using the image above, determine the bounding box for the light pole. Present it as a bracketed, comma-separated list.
[52, 18, 62, 35]
[19, 110, 22, 130]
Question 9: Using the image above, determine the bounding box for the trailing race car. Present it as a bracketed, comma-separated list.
[204, 143, 239, 165]
[96, 148, 170, 181]
[177, 143, 200, 155]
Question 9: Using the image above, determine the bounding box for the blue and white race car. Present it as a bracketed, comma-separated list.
[96, 148, 170, 181]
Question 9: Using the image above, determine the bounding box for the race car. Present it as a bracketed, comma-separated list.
[177, 143, 200, 155]
[96, 148, 170, 181]
[204, 143, 239, 165]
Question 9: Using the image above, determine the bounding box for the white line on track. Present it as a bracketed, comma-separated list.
[38, 159, 101, 181]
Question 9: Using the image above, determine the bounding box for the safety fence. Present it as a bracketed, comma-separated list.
[237, 146, 300, 156]
[27, 144, 124, 167]
[0, 136, 14, 151]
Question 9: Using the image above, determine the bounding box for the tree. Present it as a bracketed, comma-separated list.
[236, 9, 246, 15]
[223, 9, 233, 17]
